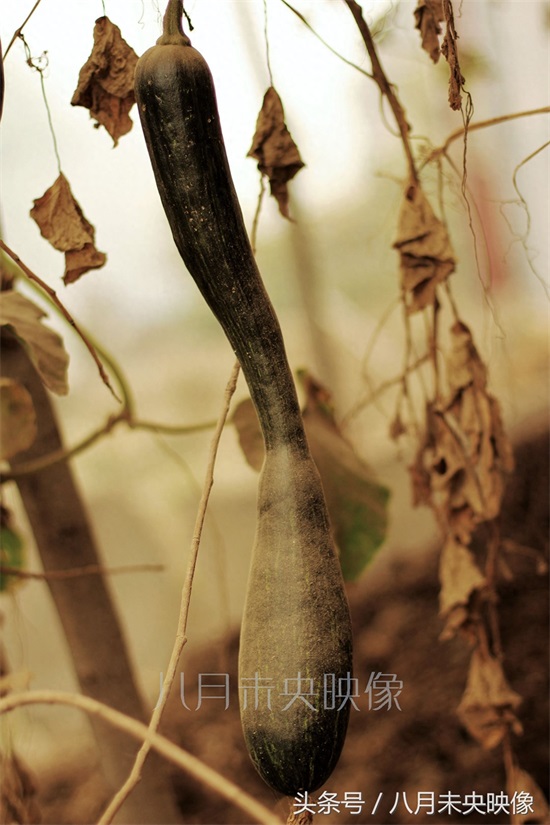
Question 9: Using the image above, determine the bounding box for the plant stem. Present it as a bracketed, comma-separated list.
[0, 689, 283, 825]
[343, 0, 418, 184]
[0, 240, 119, 400]
[98, 361, 240, 824]
[423, 105, 550, 167]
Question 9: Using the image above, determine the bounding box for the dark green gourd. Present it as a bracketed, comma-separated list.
[135, 0, 353, 797]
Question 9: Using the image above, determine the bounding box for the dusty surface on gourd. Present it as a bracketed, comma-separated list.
[32, 427, 549, 824]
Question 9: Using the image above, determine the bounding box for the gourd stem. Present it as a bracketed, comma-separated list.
[159, 0, 191, 46]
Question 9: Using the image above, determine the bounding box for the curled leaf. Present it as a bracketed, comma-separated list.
[507, 766, 550, 825]
[0, 291, 69, 395]
[438, 535, 486, 638]
[394, 184, 455, 313]
[71, 16, 139, 145]
[248, 86, 305, 219]
[0, 378, 37, 460]
[440, 0, 465, 111]
[446, 321, 487, 394]
[414, 0, 444, 63]
[411, 322, 514, 535]
[232, 397, 264, 472]
[457, 649, 523, 749]
[30, 174, 107, 284]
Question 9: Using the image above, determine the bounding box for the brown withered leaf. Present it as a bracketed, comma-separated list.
[232, 397, 265, 472]
[441, 0, 465, 111]
[450, 389, 510, 520]
[413, 323, 514, 529]
[457, 649, 523, 749]
[446, 321, 487, 395]
[507, 766, 550, 824]
[248, 86, 305, 219]
[414, 0, 444, 63]
[30, 174, 107, 284]
[394, 184, 455, 313]
[438, 535, 486, 638]
[0, 378, 37, 460]
[412, 403, 468, 512]
[0, 291, 69, 395]
[71, 16, 138, 145]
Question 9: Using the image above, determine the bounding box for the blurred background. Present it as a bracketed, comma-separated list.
[1, 0, 548, 818]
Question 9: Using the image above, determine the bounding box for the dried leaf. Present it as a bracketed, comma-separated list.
[232, 375, 390, 581]
[0, 378, 37, 460]
[64, 243, 108, 285]
[71, 16, 138, 145]
[389, 412, 407, 441]
[232, 398, 265, 472]
[394, 184, 455, 313]
[507, 766, 550, 825]
[30, 174, 107, 284]
[413, 323, 514, 531]
[414, 0, 444, 63]
[441, 0, 465, 111]
[445, 378, 513, 522]
[446, 321, 487, 395]
[0, 291, 69, 395]
[457, 649, 522, 749]
[248, 86, 305, 219]
[438, 536, 486, 636]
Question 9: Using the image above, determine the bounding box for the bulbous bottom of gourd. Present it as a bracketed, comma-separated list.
[238, 446, 353, 796]
[242, 699, 351, 797]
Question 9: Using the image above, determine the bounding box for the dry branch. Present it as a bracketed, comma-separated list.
[0, 689, 283, 825]
[98, 361, 240, 823]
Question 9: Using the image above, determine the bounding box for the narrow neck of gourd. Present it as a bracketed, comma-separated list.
[244, 359, 310, 455]
[158, 0, 191, 46]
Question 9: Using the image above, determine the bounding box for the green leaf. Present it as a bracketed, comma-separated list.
[299, 372, 390, 581]
[0, 518, 25, 593]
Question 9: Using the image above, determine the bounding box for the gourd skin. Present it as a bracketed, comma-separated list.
[240, 445, 353, 796]
[135, 16, 353, 797]
[135, 42, 305, 451]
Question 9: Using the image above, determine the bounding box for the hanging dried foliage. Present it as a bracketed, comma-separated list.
[414, 0, 444, 63]
[30, 174, 107, 284]
[0, 291, 69, 395]
[393, 184, 455, 313]
[248, 86, 305, 219]
[457, 649, 523, 749]
[71, 16, 139, 146]
[414, 0, 466, 111]
[440, 0, 465, 111]
[438, 535, 486, 638]
[411, 321, 514, 541]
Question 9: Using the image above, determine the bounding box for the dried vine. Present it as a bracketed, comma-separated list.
[341, 0, 548, 817]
